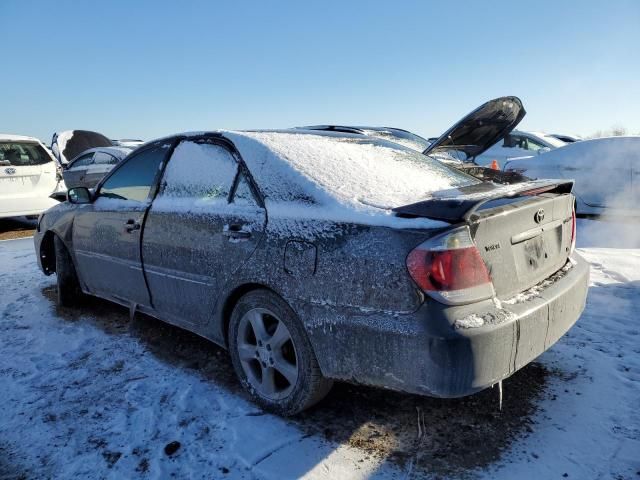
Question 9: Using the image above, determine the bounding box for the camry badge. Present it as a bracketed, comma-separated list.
[534, 208, 545, 223]
[4, 167, 16, 175]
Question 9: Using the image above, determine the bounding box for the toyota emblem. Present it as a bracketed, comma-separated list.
[4, 167, 16, 175]
[534, 208, 545, 223]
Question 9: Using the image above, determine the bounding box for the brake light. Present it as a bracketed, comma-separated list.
[570, 204, 576, 253]
[406, 226, 494, 305]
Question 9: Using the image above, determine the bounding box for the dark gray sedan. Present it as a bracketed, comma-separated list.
[34, 128, 589, 415]
[63, 146, 133, 189]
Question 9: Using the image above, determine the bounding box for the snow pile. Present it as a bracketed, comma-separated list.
[453, 313, 485, 329]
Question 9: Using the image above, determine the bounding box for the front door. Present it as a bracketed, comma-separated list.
[72, 142, 172, 306]
[142, 138, 266, 327]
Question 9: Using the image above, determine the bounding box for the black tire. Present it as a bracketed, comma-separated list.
[228, 289, 333, 416]
[54, 235, 82, 307]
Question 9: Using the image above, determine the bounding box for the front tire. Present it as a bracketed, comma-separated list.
[228, 290, 333, 415]
[54, 236, 81, 307]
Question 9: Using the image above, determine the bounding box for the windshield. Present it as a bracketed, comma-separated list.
[361, 129, 431, 152]
[539, 134, 566, 148]
[0, 141, 52, 166]
[232, 132, 479, 210]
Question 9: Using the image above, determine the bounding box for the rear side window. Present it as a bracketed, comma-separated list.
[0, 142, 52, 166]
[69, 153, 94, 168]
[160, 140, 238, 201]
[232, 173, 259, 206]
[99, 145, 167, 202]
[94, 152, 119, 165]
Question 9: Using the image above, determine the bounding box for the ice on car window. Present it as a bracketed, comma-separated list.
[161, 141, 237, 200]
[233, 174, 257, 206]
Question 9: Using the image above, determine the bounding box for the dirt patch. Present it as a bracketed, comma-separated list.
[297, 364, 549, 477]
[41, 287, 550, 476]
[0, 217, 37, 240]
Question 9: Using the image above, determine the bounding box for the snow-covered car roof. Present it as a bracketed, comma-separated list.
[221, 130, 478, 213]
[0, 134, 43, 142]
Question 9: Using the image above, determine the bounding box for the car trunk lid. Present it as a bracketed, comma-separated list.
[394, 179, 575, 299]
[471, 193, 574, 298]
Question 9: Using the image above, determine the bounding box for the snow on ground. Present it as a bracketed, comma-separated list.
[0, 218, 639, 479]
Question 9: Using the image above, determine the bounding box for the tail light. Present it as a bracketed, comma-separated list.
[570, 203, 576, 253]
[406, 226, 494, 305]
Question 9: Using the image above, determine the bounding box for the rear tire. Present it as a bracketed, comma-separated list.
[228, 290, 333, 415]
[54, 236, 81, 307]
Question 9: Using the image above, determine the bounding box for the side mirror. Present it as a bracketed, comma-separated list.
[68, 187, 92, 204]
[538, 147, 551, 155]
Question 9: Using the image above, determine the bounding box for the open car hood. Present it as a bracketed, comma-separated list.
[51, 130, 113, 164]
[423, 96, 525, 159]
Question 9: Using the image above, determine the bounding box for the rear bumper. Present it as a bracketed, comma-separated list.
[303, 253, 589, 397]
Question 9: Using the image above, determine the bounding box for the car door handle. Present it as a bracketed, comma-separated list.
[563, 166, 579, 171]
[124, 219, 141, 232]
[223, 224, 251, 239]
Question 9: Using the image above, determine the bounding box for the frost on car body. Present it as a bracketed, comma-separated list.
[34, 129, 589, 413]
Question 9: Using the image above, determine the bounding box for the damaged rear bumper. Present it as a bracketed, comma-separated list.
[303, 252, 589, 397]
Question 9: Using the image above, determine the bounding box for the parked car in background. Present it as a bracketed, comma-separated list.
[51, 130, 113, 166]
[504, 136, 640, 216]
[474, 130, 566, 168]
[550, 133, 582, 143]
[296, 97, 530, 185]
[298, 125, 431, 152]
[63, 146, 133, 189]
[35, 127, 588, 415]
[0, 134, 63, 219]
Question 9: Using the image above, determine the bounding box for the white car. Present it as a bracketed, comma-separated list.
[474, 130, 566, 167]
[0, 134, 63, 219]
[504, 136, 640, 216]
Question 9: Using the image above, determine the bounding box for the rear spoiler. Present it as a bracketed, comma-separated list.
[393, 179, 574, 223]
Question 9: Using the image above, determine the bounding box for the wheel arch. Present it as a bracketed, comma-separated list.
[220, 282, 278, 347]
[40, 230, 57, 275]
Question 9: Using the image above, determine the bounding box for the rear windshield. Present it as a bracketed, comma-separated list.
[361, 129, 431, 152]
[232, 132, 479, 209]
[0, 141, 52, 166]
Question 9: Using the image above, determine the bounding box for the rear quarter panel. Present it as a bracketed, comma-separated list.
[208, 217, 442, 343]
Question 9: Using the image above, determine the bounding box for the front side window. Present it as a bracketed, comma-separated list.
[99, 145, 167, 202]
[0, 141, 52, 166]
[523, 138, 546, 151]
[160, 140, 238, 201]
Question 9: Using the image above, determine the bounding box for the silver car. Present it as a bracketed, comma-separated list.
[63, 146, 133, 189]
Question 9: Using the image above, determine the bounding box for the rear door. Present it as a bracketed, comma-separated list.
[72, 141, 172, 306]
[142, 137, 266, 328]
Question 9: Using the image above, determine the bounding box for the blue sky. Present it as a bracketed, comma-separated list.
[1, 0, 639, 143]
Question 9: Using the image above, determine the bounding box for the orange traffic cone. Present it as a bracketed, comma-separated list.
[490, 159, 500, 170]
